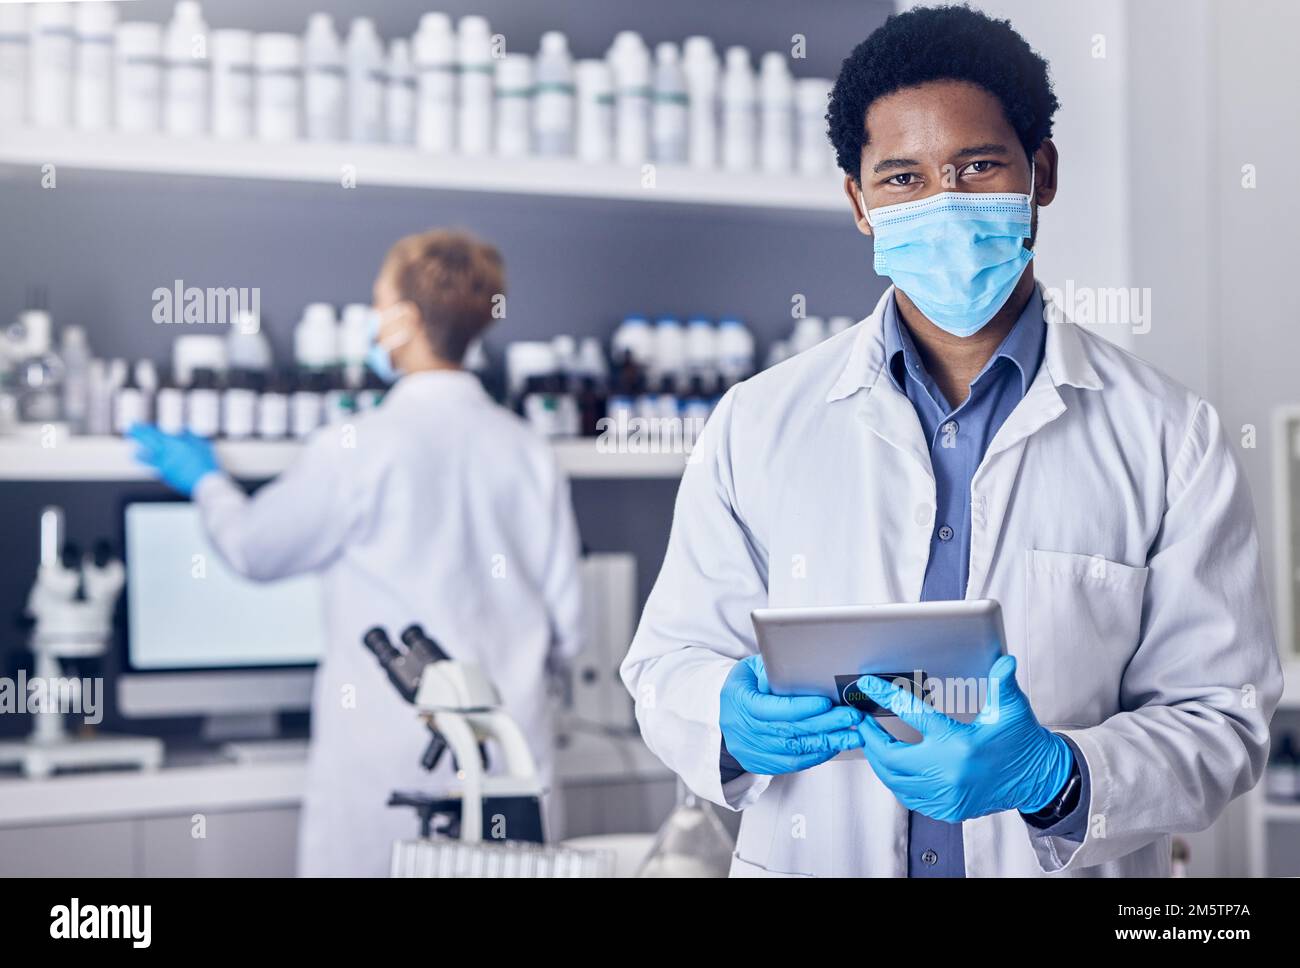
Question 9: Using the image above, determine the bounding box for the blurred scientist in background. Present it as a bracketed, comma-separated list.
[130, 229, 584, 876]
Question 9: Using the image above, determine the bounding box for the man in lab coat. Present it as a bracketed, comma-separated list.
[132, 229, 584, 876]
[621, 6, 1282, 877]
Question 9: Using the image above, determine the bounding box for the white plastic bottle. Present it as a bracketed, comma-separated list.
[494, 52, 532, 157]
[796, 77, 834, 176]
[29, 3, 75, 128]
[759, 52, 794, 174]
[456, 15, 493, 156]
[294, 302, 338, 371]
[0, 4, 29, 127]
[221, 371, 258, 439]
[609, 31, 650, 166]
[113, 365, 152, 435]
[682, 37, 719, 169]
[721, 47, 756, 172]
[257, 372, 290, 439]
[211, 29, 253, 139]
[652, 316, 686, 381]
[115, 22, 163, 133]
[254, 33, 301, 142]
[790, 315, 827, 356]
[533, 31, 574, 157]
[716, 317, 755, 381]
[303, 13, 344, 142]
[385, 38, 415, 145]
[413, 12, 455, 154]
[345, 17, 384, 143]
[291, 373, 324, 438]
[60, 325, 91, 433]
[828, 315, 854, 337]
[338, 303, 372, 387]
[73, 1, 116, 131]
[164, 0, 209, 136]
[685, 317, 717, 374]
[574, 58, 613, 164]
[186, 368, 221, 438]
[155, 379, 186, 435]
[611, 315, 654, 368]
[652, 42, 688, 165]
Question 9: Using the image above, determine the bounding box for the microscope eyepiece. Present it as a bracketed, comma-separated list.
[361, 626, 428, 704]
[401, 624, 450, 663]
[362, 626, 400, 663]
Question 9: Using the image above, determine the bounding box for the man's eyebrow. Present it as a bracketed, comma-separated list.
[871, 157, 921, 174]
[870, 144, 1010, 174]
[954, 143, 1011, 158]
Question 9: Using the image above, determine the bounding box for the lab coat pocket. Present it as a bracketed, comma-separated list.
[1023, 549, 1148, 728]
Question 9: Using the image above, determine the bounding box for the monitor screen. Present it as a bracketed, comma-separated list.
[124, 502, 326, 670]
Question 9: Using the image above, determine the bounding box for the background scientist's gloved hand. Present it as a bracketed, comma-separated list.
[128, 423, 221, 497]
[720, 654, 864, 776]
[855, 654, 1073, 823]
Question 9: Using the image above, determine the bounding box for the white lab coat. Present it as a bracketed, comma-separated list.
[194, 370, 584, 877]
[621, 284, 1282, 877]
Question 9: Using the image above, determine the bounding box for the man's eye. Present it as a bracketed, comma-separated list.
[887, 173, 917, 186]
[964, 161, 997, 174]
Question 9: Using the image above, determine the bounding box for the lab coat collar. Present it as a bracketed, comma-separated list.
[383, 368, 488, 408]
[825, 282, 1103, 406]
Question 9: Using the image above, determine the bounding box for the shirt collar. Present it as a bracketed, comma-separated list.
[826, 283, 1101, 405]
[884, 286, 1046, 402]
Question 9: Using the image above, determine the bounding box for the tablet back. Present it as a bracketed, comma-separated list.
[752, 600, 1007, 739]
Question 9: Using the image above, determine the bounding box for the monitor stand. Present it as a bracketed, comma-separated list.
[200, 710, 278, 743]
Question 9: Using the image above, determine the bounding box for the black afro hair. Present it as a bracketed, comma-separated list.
[827, 4, 1060, 181]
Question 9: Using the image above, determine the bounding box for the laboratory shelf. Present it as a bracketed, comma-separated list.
[0, 127, 846, 216]
[1280, 659, 1300, 709]
[0, 436, 687, 481]
[1262, 798, 1300, 823]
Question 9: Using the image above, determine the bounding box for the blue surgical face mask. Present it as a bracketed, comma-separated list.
[365, 306, 411, 384]
[863, 163, 1035, 337]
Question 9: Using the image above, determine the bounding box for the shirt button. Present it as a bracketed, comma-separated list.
[914, 504, 934, 528]
[938, 525, 954, 542]
[941, 420, 958, 437]
[921, 849, 939, 866]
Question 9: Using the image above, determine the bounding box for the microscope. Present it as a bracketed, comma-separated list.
[363, 624, 546, 845]
[0, 506, 163, 777]
[364, 624, 614, 876]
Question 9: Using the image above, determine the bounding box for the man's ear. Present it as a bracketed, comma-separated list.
[845, 175, 873, 237]
[1032, 139, 1059, 208]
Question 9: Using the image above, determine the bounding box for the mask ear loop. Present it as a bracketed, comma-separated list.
[376, 304, 414, 353]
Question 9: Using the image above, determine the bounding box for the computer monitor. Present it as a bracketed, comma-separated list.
[116, 499, 326, 738]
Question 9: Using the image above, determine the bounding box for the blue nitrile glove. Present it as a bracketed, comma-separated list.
[127, 423, 221, 496]
[854, 654, 1073, 823]
[719, 654, 865, 775]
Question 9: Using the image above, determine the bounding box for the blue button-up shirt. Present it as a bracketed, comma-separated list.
[885, 288, 1089, 877]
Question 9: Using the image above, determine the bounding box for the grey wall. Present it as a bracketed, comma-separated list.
[0, 0, 892, 738]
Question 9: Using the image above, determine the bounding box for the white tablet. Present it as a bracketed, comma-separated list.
[752, 600, 1007, 743]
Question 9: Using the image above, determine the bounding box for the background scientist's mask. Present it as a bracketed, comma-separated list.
[366, 302, 417, 383]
